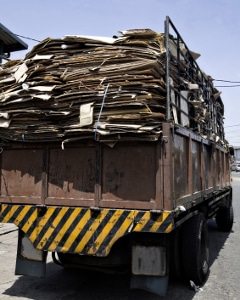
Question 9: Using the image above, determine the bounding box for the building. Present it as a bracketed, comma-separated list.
[233, 146, 240, 163]
[0, 23, 28, 63]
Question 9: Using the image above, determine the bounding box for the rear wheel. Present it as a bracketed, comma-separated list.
[55, 252, 71, 265]
[182, 213, 209, 285]
[216, 206, 234, 232]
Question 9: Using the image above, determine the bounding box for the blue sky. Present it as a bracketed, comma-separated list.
[1, 0, 240, 145]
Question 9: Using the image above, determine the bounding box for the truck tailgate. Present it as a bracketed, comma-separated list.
[0, 140, 164, 210]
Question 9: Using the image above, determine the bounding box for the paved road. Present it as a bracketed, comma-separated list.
[0, 173, 240, 299]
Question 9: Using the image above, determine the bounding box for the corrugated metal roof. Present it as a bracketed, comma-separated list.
[0, 23, 28, 53]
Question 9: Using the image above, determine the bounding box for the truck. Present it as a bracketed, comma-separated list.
[0, 16, 234, 296]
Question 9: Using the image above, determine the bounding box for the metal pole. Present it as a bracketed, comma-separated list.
[165, 16, 171, 121]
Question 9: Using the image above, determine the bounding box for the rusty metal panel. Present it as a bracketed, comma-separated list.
[203, 144, 213, 189]
[0, 131, 231, 211]
[0, 148, 43, 204]
[174, 135, 188, 199]
[191, 140, 201, 193]
[46, 146, 96, 203]
[173, 126, 231, 209]
[217, 149, 228, 189]
[101, 143, 157, 207]
[215, 149, 221, 187]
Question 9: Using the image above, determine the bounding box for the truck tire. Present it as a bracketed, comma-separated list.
[52, 252, 71, 266]
[216, 206, 234, 232]
[182, 213, 209, 285]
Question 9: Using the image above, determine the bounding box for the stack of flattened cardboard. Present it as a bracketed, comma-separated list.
[0, 29, 223, 145]
[0, 29, 167, 144]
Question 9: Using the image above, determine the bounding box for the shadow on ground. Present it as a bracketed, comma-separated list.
[3, 220, 231, 300]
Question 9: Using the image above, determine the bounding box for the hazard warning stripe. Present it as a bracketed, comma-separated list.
[87, 210, 135, 256]
[0, 205, 38, 227]
[73, 209, 114, 254]
[133, 211, 173, 233]
[59, 208, 90, 252]
[97, 210, 144, 256]
[43, 208, 80, 251]
[32, 207, 65, 248]
[0, 204, 174, 256]
[143, 212, 173, 233]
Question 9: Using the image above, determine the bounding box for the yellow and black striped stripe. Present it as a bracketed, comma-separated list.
[0, 204, 173, 256]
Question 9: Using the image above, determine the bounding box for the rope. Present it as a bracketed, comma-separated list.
[94, 83, 110, 140]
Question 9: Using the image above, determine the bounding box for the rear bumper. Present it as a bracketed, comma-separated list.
[0, 204, 173, 256]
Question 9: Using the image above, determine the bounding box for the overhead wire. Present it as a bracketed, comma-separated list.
[214, 79, 240, 83]
[213, 79, 240, 88]
[15, 34, 40, 43]
[215, 85, 240, 87]
[225, 124, 240, 128]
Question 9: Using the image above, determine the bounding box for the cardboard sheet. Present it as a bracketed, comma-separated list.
[0, 29, 222, 144]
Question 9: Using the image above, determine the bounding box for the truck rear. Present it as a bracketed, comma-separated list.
[0, 17, 233, 295]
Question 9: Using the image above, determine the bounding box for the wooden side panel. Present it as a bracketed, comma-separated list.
[192, 140, 201, 193]
[215, 149, 221, 188]
[174, 135, 188, 199]
[101, 143, 157, 206]
[203, 144, 213, 189]
[0, 141, 163, 209]
[0, 148, 43, 204]
[46, 146, 96, 205]
[0, 127, 231, 210]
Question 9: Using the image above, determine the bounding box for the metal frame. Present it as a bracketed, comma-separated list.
[164, 16, 225, 143]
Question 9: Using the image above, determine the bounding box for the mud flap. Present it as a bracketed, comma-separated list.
[130, 245, 169, 296]
[15, 230, 48, 277]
